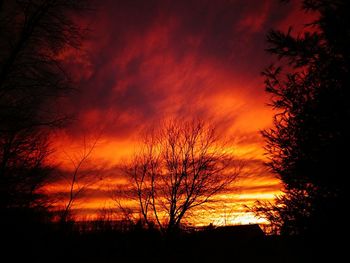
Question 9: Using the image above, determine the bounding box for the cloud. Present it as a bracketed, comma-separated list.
[48, 0, 314, 222]
[61, 0, 304, 138]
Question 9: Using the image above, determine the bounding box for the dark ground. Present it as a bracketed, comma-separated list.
[1, 219, 346, 263]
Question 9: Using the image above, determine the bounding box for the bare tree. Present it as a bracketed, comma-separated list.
[123, 119, 242, 234]
[0, 0, 90, 214]
[59, 135, 101, 223]
[0, 129, 52, 210]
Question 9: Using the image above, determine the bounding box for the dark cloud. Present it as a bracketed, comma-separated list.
[60, 0, 307, 139]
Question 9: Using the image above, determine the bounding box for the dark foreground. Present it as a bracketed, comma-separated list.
[2, 220, 345, 263]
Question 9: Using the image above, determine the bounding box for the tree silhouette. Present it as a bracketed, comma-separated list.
[255, 0, 349, 235]
[58, 135, 101, 223]
[123, 119, 242, 234]
[0, 0, 89, 218]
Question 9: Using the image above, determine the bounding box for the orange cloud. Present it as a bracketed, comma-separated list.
[45, 0, 315, 225]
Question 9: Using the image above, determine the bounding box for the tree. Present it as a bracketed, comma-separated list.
[0, 0, 89, 215]
[255, 0, 349, 235]
[0, 130, 52, 210]
[59, 135, 101, 223]
[123, 119, 241, 234]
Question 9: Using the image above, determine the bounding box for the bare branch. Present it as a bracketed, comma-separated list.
[120, 119, 242, 234]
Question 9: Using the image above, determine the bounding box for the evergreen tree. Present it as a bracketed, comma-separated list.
[255, 0, 350, 235]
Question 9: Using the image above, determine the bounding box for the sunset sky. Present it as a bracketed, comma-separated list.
[46, 0, 315, 225]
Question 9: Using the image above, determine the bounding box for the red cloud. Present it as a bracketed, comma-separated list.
[49, 0, 315, 224]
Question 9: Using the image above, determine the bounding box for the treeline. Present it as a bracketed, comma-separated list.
[2, 218, 324, 263]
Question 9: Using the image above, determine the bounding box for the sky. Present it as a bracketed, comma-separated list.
[46, 0, 315, 225]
